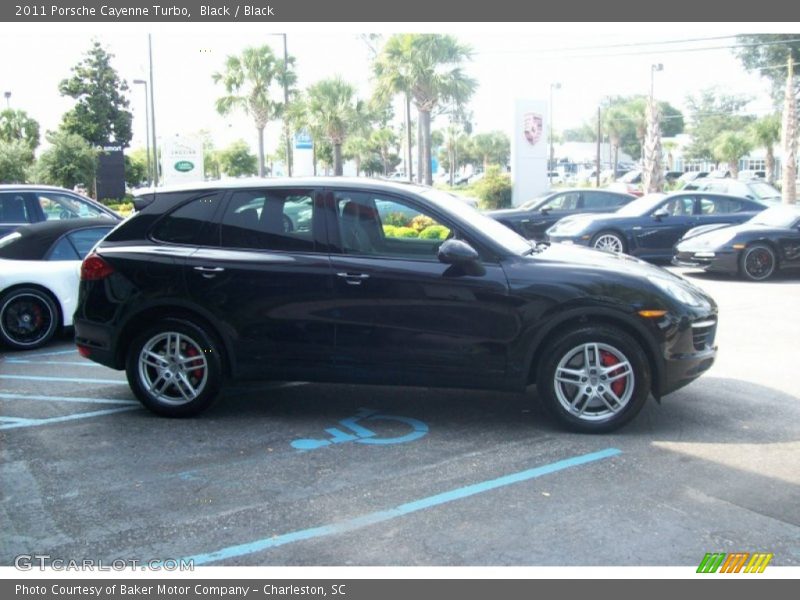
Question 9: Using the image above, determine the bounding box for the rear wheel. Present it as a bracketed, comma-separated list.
[0, 288, 60, 350]
[591, 231, 626, 254]
[739, 243, 776, 281]
[537, 326, 651, 433]
[126, 318, 223, 417]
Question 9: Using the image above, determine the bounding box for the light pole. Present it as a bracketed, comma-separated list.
[268, 33, 292, 176]
[148, 34, 158, 186]
[3, 91, 10, 109]
[133, 79, 152, 186]
[650, 63, 663, 101]
[549, 82, 561, 183]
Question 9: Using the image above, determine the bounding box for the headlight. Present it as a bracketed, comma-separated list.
[647, 276, 708, 308]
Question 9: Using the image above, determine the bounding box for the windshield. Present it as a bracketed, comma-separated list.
[615, 193, 667, 217]
[519, 194, 549, 210]
[420, 188, 532, 256]
[750, 206, 800, 228]
[748, 182, 781, 200]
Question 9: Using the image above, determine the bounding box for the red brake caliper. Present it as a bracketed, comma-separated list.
[600, 350, 626, 396]
[31, 303, 43, 328]
[185, 346, 204, 380]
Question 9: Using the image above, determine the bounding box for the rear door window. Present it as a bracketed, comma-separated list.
[151, 193, 223, 245]
[0, 192, 32, 224]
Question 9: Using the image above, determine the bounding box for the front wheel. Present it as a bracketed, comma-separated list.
[739, 243, 776, 281]
[537, 326, 651, 433]
[591, 231, 626, 254]
[126, 318, 223, 417]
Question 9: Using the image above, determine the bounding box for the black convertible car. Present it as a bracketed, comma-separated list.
[486, 188, 634, 240]
[546, 192, 769, 261]
[673, 205, 800, 281]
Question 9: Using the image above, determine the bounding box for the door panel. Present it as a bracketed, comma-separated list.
[633, 196, 697, 256]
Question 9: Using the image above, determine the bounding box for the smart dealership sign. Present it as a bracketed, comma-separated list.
[162, 137, 204, 185]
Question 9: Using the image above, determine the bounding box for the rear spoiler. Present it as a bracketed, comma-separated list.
[132, 192, 157, 212]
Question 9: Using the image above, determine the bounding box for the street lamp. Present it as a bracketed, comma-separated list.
[549, 82, 561, 183]
[650, 63, 663, 100]
[268, 33, 292, 177]
[132, 79, 152, 186]
[3, 91, 10, 109]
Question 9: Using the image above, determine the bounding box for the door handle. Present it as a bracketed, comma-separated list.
[193, 266, 225, 278]
[337, 272, 370, 285]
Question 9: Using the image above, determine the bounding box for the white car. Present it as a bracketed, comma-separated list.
[0, 219, 115, 349]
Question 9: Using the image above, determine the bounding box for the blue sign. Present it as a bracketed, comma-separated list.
[291, 407, 429, 451]
[295, 130, 313, 150]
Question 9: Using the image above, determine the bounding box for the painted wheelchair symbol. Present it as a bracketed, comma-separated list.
[291, 408, 429, 451]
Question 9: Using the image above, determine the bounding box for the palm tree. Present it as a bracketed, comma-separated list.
[712, 132, 753, 179]
[750, 114, 781, 184]
[302, 77, 367, 176]
[603, 105, 630, 176]
[373, 34, 477, 185]
[642, 98, 664, 193]
[212, 45, 291, 177]
[781, 54, 797, 205]
[370, 127, 397, 176]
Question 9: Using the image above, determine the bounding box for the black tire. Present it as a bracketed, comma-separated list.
[739, 243, 776, 281]
[0, 287, 60, 350]
[125, 318, 223, 417]
[536, 325, 651, 433]
[591, 230, 627, 254]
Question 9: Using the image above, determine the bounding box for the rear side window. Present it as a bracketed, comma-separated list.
[583, 192, 626, 210]
[0, 193, 31, 224]
[151, 193, 222, 245]
[220, 189, 315, 252]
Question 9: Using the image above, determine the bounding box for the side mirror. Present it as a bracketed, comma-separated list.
[540, 206, 551, 214]
[653, 208, 669, 220]
[438, 239, 479, 265]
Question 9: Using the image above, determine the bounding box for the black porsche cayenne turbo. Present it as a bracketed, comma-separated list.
[74, 178, 718, 432]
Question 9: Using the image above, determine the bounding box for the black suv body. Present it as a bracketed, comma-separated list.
[74, 178, 718, 432]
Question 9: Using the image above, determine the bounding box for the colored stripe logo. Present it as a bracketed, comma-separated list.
[697, 552, 773, 573]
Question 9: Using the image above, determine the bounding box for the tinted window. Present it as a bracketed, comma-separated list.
[220, 189, 315, 252]
[583, 192, 626, 210]
[47, 237, 80, 261]
[699, 196, 744, 215]
[37, 193, 108, 220]
[0, 193, 31, 224]
[336, 192, 452, 259]
[151, 193, 222, 245]
[542, 192, 579, 211]
[661, 196, 695, 216]
[67, 227, 111, 258]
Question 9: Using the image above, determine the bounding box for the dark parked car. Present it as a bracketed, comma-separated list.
[546, 192, 769, 261]
[673, 205, 800, 281]
[0, 219, 115, 349]
[0, 185, 120, 236]
[486, 189, 635, 240]
[74, 178, 718, 433]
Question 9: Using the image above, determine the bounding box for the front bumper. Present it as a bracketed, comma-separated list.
[672, 249, 739, 273]
[546, 235, 591, 246]
[657, 314, 718, 397]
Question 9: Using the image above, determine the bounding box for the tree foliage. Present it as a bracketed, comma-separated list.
[217, 139, 258, 177]
[471, 131, 510, 170]
[59, 41, 132, 147]
[684, 89, 753, 161]
[0, 109, 40, 151]
[735, 34, 800, 101]
[712, 132, 753, 178]
[0, 140, 34, 183]
[33, 130, 97, 189]
[213, 45, 294, 177]
[373, 34, 477, 185]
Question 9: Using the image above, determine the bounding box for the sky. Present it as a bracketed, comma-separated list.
[0, 22, 795, 157]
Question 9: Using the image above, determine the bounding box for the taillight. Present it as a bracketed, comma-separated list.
[81, 254, 114, 281]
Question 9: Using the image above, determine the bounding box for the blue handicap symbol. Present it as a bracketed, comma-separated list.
[291, 408, 428, 451]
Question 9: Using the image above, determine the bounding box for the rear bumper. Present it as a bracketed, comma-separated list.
[74, 318, 119, 370]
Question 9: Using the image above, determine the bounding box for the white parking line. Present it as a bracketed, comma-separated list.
[0, 406, 140, 430]
[0, 393, 137, 405]
[0, 375, 126, 385]
[4, 359, 102, 367]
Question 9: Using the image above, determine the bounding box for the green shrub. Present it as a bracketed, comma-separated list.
[474, 166, 512, 209]
[418, 225, 450, 240]
[383, 211, 411, 227]
[410, 214, 435, 232]
[382, 224, 397, 237]
[393, 226, 418, 238]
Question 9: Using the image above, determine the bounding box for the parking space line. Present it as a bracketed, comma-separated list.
[0, 406, 140, 430]
[0, 392, 137, 405]
[4, 359, 102, 367]
[4, 349, 78, 358]
[0, 375, 126, 385]
[182, 447, 622, 565]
